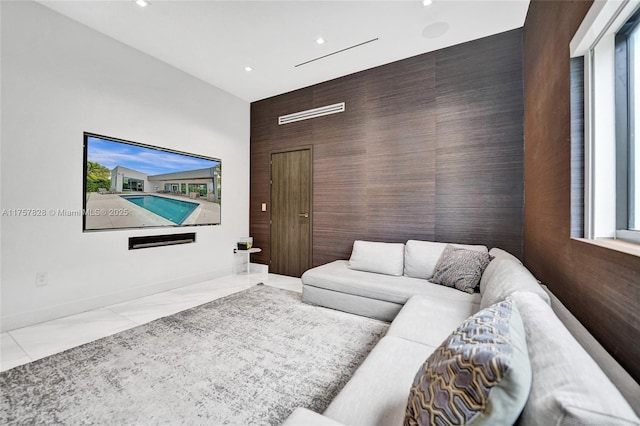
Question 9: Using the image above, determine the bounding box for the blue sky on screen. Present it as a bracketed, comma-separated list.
[87, 136, 219, 175]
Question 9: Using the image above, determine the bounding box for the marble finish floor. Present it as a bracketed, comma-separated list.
[0, 271, 302, 372]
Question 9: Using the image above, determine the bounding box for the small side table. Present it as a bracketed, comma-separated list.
[234, 247, 262, 275]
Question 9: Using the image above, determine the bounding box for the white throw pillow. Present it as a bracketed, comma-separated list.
[348, 240, 405, 276]
[404, 240, 488, 280]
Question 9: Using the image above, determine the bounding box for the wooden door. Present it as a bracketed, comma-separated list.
[270, 149, 312, 277]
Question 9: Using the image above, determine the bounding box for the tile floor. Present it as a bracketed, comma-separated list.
[0, 271, 302, 372]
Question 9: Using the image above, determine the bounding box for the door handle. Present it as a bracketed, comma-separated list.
[298, 213, 309, 218]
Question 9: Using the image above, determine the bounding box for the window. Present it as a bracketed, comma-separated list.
[616, 9, 640, 240]
[632, 23, 640, 229]
[571, 0, 640, 245]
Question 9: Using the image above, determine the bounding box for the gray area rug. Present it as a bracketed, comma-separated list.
[0, 285, 388, 425]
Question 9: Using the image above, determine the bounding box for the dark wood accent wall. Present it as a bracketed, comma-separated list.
[251, 29, 524, 269]
[524, 0, 640, 381]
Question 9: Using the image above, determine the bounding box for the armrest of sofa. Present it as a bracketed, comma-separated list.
[281, 408, 346, 426]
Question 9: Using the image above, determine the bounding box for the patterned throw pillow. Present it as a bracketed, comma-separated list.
[430, 245, 492, 293]
[405, 299, 532, 426]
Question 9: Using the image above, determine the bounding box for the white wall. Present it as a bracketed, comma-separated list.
[0, 1, 250, 331]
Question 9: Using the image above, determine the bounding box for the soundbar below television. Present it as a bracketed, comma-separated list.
[83, 132, 221, 232]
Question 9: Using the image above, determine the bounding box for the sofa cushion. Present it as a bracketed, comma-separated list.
[430, 245, 493, 294]
[479, 258, 550, 310]
[540, 285, 640, 412]
[488, 247, 522, 265]
[386, 295, 479, 348]
[324, 336, 436, 426]
[348, 240, 405, 276]
[405, 299, 531, 426]
[282, 408, 346, 426]
[511, 292, 640, 426]
[303, 285, 403, 322]
[404, 240, 488, 280]
[302, 260, 481, 306]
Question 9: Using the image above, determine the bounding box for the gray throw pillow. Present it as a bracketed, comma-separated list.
[405, 299, 532, 426]
[430, 244, 492, 293]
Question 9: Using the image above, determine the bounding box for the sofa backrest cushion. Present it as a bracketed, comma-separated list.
[541, 285, 640, 413]
[404, 240, 488, 280]
[511, 291, 640, 426]
[479, 258, 550, 310]
[488, 247, 522, 265]
[348, 240, 405, 276]
[405, 299, 532, 426]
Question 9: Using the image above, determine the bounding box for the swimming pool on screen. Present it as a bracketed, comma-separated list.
[120, 195, 198, 225]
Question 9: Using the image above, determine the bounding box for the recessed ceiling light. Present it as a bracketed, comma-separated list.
[136, 0, 149, 7]
[422, 0, 433, 5]
[422, 22, 449, 39]
[244, 66, 253, 72]
[316, 37, 325, 45]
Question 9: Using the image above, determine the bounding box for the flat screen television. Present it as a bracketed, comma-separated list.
[83, 132, 221, 231]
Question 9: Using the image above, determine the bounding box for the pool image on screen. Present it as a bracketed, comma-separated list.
[83, 133, 221, 231]
[120, 195, 198, 225]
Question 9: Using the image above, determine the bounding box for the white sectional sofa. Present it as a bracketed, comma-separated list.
[283, 240, 640, 426]
[301, 241, 490, 322]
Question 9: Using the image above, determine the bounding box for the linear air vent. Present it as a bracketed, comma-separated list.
[278, 102, 345, 125]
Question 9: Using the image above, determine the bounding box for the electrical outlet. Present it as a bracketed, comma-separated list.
[36, 272, 48, 287]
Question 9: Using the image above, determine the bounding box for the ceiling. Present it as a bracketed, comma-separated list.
[39, 0, 530, 103]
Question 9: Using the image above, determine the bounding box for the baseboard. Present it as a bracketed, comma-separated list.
[0, 267, 232, 332]
[249, 262, 268, 274]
